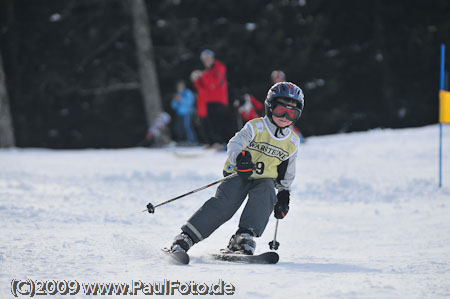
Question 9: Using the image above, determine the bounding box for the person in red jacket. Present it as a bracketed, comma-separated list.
[233, 93, 264, 124]
[191, 50, 231, 146]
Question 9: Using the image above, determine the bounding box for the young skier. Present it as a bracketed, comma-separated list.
[168, 81, 305, 255]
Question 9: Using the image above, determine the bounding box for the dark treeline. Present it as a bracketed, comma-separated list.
[1, 0, 449, 148]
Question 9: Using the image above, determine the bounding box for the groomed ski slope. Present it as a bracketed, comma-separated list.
[1, 124, 449, 298]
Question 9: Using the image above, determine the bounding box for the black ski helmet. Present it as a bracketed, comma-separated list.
[265, 81, 305, 122]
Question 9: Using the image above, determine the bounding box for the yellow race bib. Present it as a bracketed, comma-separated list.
[224, 118, 299, 179]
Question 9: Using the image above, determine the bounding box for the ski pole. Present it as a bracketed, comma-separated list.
[268, 219, 280, 250]
[143, 172, 239, 213]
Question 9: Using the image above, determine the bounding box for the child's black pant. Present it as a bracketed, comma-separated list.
[181, 175, 277, 243]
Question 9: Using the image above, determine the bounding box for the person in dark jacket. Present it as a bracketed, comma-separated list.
[166, 82, 305, 255]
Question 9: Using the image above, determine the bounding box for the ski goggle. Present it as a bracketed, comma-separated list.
[271, 102, 302, 121]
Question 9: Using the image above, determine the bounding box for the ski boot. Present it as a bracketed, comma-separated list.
[226, 228, 256, 255]
[170, 232, 194, 253]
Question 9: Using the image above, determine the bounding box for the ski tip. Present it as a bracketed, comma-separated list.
[264, 251, 279, 264]
[161, 248, 190, 265]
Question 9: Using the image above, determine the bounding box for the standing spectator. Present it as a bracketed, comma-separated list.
[171, 80, 196, 144]
[270, 70, 286, 84]
[191, 49, 230, 146]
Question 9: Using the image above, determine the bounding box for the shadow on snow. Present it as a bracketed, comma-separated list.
[276, 262, 381, 273]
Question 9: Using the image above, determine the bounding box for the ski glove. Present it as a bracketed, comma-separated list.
[236, 150, 254, 179]
[274, 190, 290, 219]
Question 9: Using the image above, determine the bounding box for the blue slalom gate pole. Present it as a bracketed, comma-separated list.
[441, 44, 446, 89]
[439, 123, 442, 188]
[439, 44, 445, 188]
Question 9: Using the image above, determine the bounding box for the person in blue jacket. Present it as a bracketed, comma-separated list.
[171, 80, 196, 144]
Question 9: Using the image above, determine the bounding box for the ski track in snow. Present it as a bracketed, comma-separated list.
[1, 124, 450, 298]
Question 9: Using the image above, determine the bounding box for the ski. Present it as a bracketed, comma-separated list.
[161, 248, 190, 265]
[211, 251, 279, 264]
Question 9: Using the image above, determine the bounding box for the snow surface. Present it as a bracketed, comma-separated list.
[1, 124, 450, 298]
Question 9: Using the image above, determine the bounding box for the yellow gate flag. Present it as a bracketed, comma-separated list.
[440, 90, 450, 123]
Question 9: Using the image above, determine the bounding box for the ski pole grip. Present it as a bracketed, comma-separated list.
[146, 203, 155, 213]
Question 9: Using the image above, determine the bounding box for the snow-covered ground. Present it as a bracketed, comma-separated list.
[1, 124, 450, 298]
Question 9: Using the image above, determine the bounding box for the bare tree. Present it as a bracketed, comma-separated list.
[0, 52, 15, 147]
[130, 0, 166, 136]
